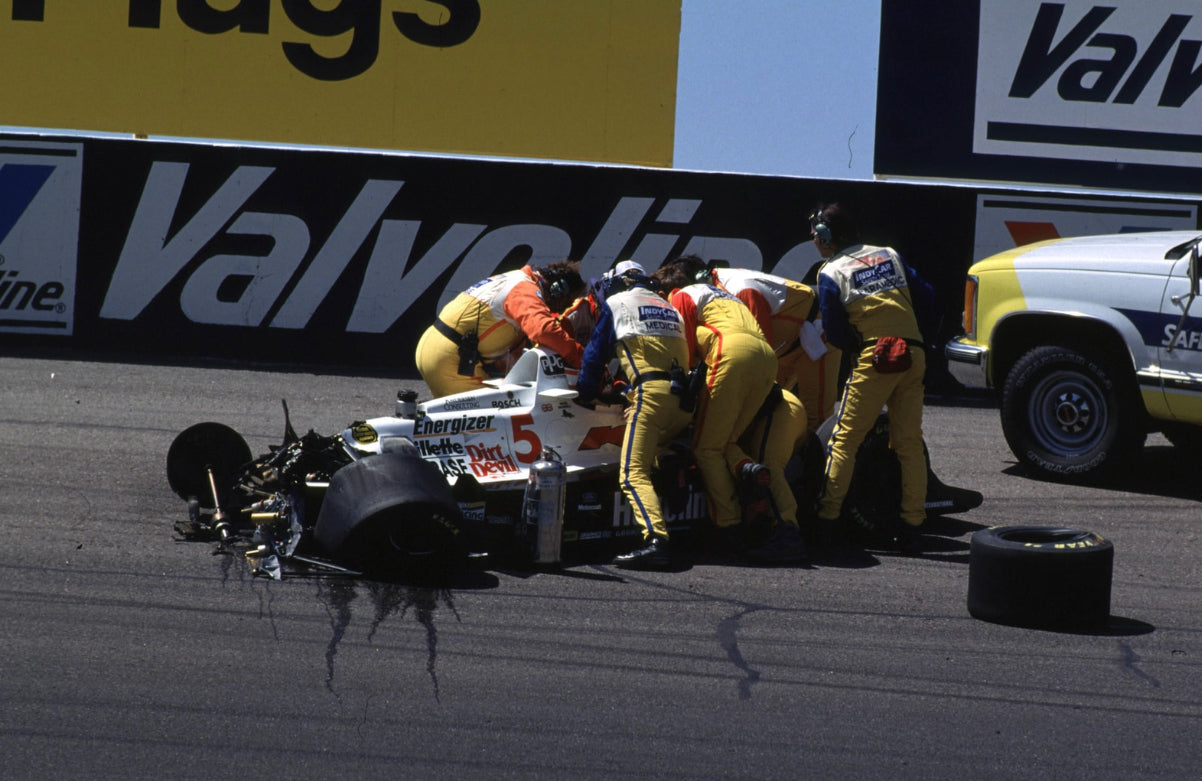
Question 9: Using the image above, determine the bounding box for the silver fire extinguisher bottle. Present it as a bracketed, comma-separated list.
[522, 447, 566, 565]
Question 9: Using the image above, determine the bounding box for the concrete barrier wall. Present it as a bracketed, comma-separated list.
[1, 132, 1197, 373]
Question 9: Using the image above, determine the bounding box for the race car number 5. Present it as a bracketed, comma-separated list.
[511, 414, 542, 464]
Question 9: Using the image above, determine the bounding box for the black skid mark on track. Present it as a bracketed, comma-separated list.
[717, 605, 765, 700]
[365, 582, 458, 702]
[215, 544, 237, 585]
[253, 578, 280, 641]
[591, 565, 777, 701]
[319, 578, 357, 694]
[313, 579, 459, 701]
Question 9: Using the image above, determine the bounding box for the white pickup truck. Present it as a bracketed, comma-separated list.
[945, 230, 1202, 480]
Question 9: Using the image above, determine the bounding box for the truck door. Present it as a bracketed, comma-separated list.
[1158, 254, 1202, 423]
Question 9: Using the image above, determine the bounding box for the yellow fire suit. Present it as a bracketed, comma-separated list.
[669, 283, 777, 529]
[415, 266, 583, 398]
[815, 244, 933, 528]
[711, 267, 838, 431]
[576, 282, 693, 542]
[738, 385, 809, 530]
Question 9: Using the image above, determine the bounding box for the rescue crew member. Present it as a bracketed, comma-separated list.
[810, 203, 934, 553]
[415, 261, 585, 398]
[557, 276, 602, 345]
[652, 262, 778, 555]
[736, 384, 810, 564]
[575, 261, 694, 571]
[661, 255, 836, 432]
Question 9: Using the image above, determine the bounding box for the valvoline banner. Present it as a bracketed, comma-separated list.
[8, 130, 1195, 371]
[0, 1, 679, 167]
[975, 0, 1202, 170]
[0, 139, 81, 335]
[2, 131, 1014, 369]
[876, 0, 1202, 195]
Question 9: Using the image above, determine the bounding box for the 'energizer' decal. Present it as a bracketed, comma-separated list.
[412, 414, 496, 437]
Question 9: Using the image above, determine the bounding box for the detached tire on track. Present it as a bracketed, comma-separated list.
[967, 526, 1113, 631]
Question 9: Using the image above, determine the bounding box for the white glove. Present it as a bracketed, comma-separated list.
[799, 320, 828, 360]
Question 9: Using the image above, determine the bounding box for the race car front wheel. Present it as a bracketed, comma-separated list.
[1000, 345, 1144, 482]
[166, 422, 253, 506]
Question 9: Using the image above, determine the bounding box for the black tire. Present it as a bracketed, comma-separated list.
[166, 422, 252, 505]
[787, 431, 827, 532]
[841, 415, 902, 537]
[813, 413, 982, 534]
[1000, 345, 1145, 481]
[313, 450, 465, 577]
[967, 526, 1113, 630]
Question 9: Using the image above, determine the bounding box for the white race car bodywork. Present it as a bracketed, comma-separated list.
[340, 348, 627, 487]
[168, 346, 980, 576]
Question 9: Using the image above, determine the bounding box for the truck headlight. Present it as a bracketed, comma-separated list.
[962, 275, 979, 340]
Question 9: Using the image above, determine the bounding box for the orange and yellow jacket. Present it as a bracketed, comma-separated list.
[436, 266, 583, 366]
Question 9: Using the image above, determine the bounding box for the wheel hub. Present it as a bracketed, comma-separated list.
[1054, 392, 1092, 431]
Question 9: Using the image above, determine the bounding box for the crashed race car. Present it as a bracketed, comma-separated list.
[166, 347, 981, 579]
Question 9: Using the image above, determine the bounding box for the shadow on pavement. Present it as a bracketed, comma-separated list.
[1003, 444, 1202, 502]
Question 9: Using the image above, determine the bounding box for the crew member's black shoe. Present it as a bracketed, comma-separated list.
[707, 523, 747, 561]
[735, 458, 774, 526]
[887, 523, 923, 556]
[612, 536, 674, 570]
[745, 522, 809, 565]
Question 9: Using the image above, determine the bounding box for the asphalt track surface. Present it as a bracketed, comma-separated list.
[2, 351, 1200, 780]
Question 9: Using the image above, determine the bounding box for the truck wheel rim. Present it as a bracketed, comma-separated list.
[1028, 370, 1107, 454]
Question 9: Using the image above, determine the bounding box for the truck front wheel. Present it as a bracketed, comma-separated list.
[1000, 345, 1144, 481]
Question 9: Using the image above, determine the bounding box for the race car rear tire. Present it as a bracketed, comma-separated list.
[314, 450, 465, 577]
[967, 526, 1113, 631]
[1000, 345, 1144, 482]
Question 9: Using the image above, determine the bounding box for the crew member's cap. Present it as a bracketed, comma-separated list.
[603, 260, 645, 279]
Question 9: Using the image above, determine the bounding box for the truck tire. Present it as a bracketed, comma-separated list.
[967, 526, 1113, 630]
[1000, 345, 1144, 481]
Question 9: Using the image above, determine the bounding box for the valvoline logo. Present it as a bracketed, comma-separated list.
[0, 163, 54, 244]
[0, 142, 82, 334]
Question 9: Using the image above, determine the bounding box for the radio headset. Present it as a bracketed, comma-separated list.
[665, 255, 712, 285]
[542, 270, 569, 306]
[810, 207, 832, 246]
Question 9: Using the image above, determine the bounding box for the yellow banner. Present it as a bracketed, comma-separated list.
[2, 1, 679, 167]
